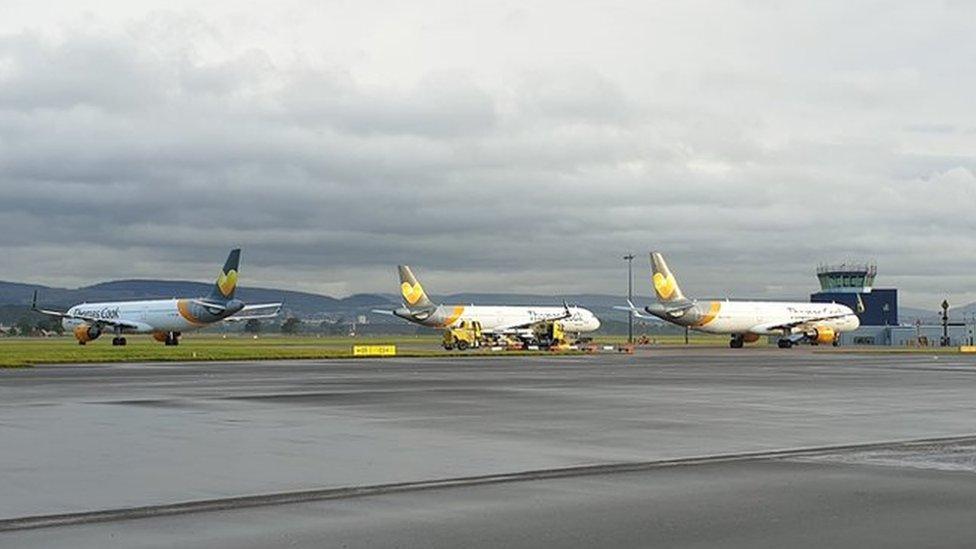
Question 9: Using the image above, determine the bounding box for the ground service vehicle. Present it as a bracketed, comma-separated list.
[443, 320, 483, 350]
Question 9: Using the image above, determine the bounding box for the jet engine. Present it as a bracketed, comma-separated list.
[153, 331, 168, 343]
[742, 333, 761, 343]
[73, 324, 102, 344]
[809, 327, 836, 345]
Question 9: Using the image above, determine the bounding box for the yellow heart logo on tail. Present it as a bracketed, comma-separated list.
[653, 272, 676, 300]
[401, 282, 425, 305]
[217, 270, 238, 297]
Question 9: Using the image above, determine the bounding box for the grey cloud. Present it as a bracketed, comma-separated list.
[0, 32, 166, 112]
[278, 71, 498, 137]
[1, 5, 976, 309]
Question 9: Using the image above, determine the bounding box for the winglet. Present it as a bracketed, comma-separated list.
[31, 290, 38, 311]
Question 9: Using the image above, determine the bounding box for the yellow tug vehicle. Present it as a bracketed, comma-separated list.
[443, 320, 483, 351]
[532, 320, 569, 350]
[443, 319, 574, 351]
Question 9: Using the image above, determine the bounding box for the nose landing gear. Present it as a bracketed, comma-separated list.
[164, 332, 181, 346]
[730, 335, 745, 348]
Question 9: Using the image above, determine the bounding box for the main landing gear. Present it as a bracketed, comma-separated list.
[777, 339, 793, 349]
[730, 335, 745, 349]
[164, 332, 181, 346]
[111, 337, 127, 346]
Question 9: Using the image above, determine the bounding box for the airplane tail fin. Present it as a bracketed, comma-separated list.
[398, 265, 434, 309]
[206, 248, 241, 303]
[650, 252, 687, 303]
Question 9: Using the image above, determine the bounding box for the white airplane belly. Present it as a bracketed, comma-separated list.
[144, 305, 204, 332]
[698, 316, 757, 334]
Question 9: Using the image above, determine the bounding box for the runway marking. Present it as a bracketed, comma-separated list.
[3, 433, 976, 532]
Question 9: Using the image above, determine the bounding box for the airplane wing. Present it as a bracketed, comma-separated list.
[751, 312, 856, 334]
[486, 302, 574, 333]
[31, 291, 143, 329]
[33, 306, 143, 329]
[224, 303, 283, 322]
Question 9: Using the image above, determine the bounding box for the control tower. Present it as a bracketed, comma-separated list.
[811, 263, 897, 326]
[816, 263, 876, 293]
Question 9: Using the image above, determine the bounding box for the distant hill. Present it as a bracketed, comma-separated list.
[6, 279, 960, 332]
[0, 280, 649, 332]
[900, 304, 976, 325]
[899, 306, 936, 323]
[0, 279, 387, 320]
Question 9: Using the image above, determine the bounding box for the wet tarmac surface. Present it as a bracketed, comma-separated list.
[8, 459, 976, 549]
[3, 348, 976, 546]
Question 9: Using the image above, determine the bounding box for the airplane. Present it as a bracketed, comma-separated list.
[375, 265, 601, 343]
[617, 252, 860, 349]
[33, 249, 282, 346]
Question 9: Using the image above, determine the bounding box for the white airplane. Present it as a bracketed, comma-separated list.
[375, 266, 600, 345]
[34, 249, 282, 346]
[618, 252, 860, 348]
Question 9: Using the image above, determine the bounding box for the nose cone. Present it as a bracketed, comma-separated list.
[589, 314, 601, 331]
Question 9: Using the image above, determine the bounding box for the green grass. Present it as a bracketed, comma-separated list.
[10, 332, 868, 368]
[5, 333, 965, 367]
[0, 334, 469, 367]
[598, 334, 733, 346]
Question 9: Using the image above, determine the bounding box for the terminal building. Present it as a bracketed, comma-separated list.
[810, 263, 972, 346]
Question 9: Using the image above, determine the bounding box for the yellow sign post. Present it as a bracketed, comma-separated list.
[353, 345, 397, 357]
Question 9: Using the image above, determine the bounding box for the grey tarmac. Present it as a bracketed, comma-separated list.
[2, 348, 976, 547]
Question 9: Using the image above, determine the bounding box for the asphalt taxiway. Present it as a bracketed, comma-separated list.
[3, 348, 976, 547]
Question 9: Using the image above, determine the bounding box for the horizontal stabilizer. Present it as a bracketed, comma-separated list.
[224, 302, 282, 322]
[613, 300, 656, 320]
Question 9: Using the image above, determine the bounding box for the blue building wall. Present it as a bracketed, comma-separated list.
[810, 288, 898, 326]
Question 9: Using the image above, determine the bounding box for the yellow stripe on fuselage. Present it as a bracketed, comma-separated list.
[692, 302, 721, 327]
[437, 306, 466, 328]
[177, 299, 206, 326]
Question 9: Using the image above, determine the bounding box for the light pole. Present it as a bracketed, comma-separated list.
[941, 299, 950, 347]
[624, 254, 635, 344]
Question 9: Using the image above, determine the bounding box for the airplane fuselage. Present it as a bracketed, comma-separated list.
[396, 304, 601, 333]
[62, 298, 244, 334]
[647, 300, 859, 335]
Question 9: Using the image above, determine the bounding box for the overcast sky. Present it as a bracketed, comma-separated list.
[2, 1, 975, 308]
